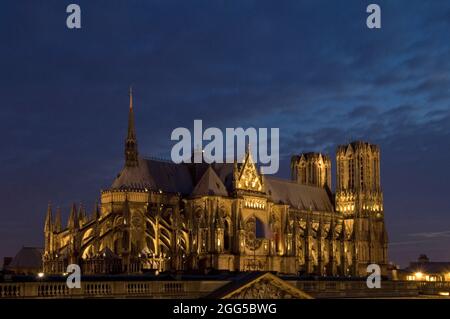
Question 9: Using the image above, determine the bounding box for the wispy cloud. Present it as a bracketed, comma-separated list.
[409, 230, 450, 239]
[389, 240, 432, 247]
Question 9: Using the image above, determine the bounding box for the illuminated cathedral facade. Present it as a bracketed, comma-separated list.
[43, 92, 388, 276]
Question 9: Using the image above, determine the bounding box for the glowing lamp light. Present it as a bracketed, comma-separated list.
[438, 292, 449, 296]
[415, 272, 423, 280]
[37, 272, 45, 278]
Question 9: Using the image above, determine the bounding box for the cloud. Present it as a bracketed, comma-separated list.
[409, 231, 450, 239]
[347, 105, 379, 119]
[389, 240, 434, 246]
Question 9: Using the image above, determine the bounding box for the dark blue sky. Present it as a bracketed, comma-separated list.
[0, 0, 449, 267]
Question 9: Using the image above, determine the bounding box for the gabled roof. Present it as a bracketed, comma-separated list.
[191, 166, 228, 197]
[235, 150, 264, 192]
[211, 163, 234, 192]
[206, 272, 313, 299]
[265, 176, 333, 211]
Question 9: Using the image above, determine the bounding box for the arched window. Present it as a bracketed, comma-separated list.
[224, 221, 230, 251]
[255, 217, 266, 238]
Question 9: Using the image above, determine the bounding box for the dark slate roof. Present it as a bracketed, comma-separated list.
[191, 166, 228, 197]
[111, 158, 232, 195]
[145, 159, 193, 194]
[111, 158, 333, 212]
[213, 163, 234, 192]
[111, 157, 156, 189]
[265, 176, 333, 211]
[112, 157, 192, 194]
[9, 247, 43, 269]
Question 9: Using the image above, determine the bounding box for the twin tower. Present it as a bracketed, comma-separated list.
[291, 141, 381, 197]
[291, 141, 387, 275]
[291, 142, 381, 194]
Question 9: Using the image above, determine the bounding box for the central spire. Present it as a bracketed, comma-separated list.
[125, 86, 139, 167]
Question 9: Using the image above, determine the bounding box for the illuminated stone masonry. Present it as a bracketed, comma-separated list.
[43, 92, 388, 277]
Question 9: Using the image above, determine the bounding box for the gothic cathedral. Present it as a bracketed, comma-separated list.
[43, 91, 388, 276]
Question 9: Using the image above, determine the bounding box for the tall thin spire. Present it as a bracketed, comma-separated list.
[125, 86, 139, 167]
[54, 206, 62, 232]
[78, 202, 86, 225]
[44, 201, 53, 232]
[93, 200, 100, 220]
[68, 203, 79, 230]
[127, 86, 135, 139]
[129, 86, 133, 109]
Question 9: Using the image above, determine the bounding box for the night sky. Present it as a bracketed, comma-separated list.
[1, 0, 449, 267]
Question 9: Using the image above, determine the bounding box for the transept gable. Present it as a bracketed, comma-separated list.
[235, 149, 264, 193]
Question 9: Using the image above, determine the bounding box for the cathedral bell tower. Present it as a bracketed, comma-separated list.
[336, 141, 388, 276]
[291, 153, 331, 190]
[125, 87, 139, 167]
